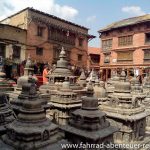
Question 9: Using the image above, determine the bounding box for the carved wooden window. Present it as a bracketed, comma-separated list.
[36, 47, 43, 55]
[117, 51, 133, 61]
[78, 54, 82, 61]
[143, 49, 150, 60]
[118, 35, 133, 46]
[102, 39, 112, 51]
[37, 26, 44, 37]
[79, 38, 83, 47]
[48, 27, 75, 45]
[90, 54, 100, 64]
[13, 45, 21, 59]
[145, 33, 150, 44]
[0, 43, 5, 58]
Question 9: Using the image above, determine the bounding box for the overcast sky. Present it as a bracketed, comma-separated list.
[0, 0, 150, 47]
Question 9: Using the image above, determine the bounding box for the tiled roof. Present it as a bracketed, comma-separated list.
[0, 23, 26, 31]
[1, 7, 89, 30]
[88, 47, 101, 55]
[99, 14, 150, 32]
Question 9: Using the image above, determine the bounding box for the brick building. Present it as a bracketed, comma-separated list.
[98, 14, 150, 81]
[1, 7, 95, 68]
[0, 23, 26, 62]
[87, 47, 101, 71]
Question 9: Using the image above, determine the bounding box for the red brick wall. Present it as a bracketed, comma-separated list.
[100, 24, 150, 67]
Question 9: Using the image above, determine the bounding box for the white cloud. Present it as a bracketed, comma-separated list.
[0, 0, 78, 20]
[122, 6, 145, 16]
[86, 15, 96, 23]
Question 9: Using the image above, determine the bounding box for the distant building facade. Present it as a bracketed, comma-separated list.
[1, 7, 95, 68]
[0, 23, 26, 62]
[87, 47, 101, 71]
[98, 15, 150, 81]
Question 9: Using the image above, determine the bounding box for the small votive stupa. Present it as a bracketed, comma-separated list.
[0, 82, 67, 150]
[47, 78, 81, 125]
[61, 83, 118, 147]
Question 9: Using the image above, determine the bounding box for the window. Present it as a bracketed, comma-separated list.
[37, 26, 44, 37]
[90, 54, 100, 64]
[13, 45, 21, 59]
[36, 47, 43, 55]
[143, 49, 150, 60]
[102, 39, 112, 51]
[78, 54, 82, 61]
[118, 35, 133, 46]
[0, 43, 6, 58]
[117, 51, 133, 61]
[145, 33, 150, 44]
[79, 38, 83, 47]
[104, 54, 110, 63]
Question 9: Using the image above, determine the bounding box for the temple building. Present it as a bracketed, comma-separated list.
[61, 83, 118, 147]
[0, 93, 16, 134]
[98, 14, 150, 81]
[1, 7, 95, 68]
[0, 82, 67, 150]
[47, 78, 81, 125]
[100, 70, 150, 147]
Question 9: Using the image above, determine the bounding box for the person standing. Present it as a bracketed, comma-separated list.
[42, 65, 50, 84]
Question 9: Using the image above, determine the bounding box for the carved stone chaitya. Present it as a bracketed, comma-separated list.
[9, 57, 49, 115]
[0, 93, 15, 134]
[39, 47, 73, 94]
[78, 70, 86, 88]
[61, 85, 118, 148]
[100, 70, 149, 147]
[86, 69, 97, 84]
[94, 80, 107, 106]
[106, 71, 119, 97]
[143, 74, 150, 95]
[142, 92, 150, 133]
[0, 71, 14, 93]
[39, 47, 85, 98]
[8, 56, 38, 101]
[0, 83, 67, 150]
[10, 77, 50, 116]
[130, 76, 146, 104]
[47, 79, 81, 125]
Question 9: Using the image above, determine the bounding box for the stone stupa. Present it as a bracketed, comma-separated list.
[100, 69, 150, 148]
[8, 55, 38, 101]
[0, 93, 16, 134]
[61, 82, 118, 147]
[39, 47, 85, 98]
[0, 82, 67, 150]
[47, 78, 82, 125]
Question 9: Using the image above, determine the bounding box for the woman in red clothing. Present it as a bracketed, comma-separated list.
[42, 65, 50, 84]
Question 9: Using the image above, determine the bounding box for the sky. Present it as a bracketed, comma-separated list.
[0, 0, 150, 47]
